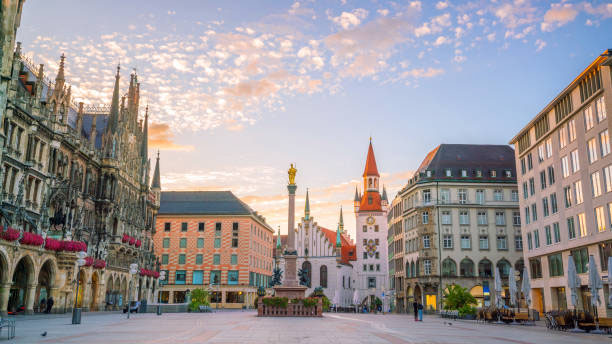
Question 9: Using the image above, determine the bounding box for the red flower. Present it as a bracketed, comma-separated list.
[44, 238, 62, 251]
[20, 232, 44, 246]
[122, 234, 129, 243]
[93, 259, 106, 269]
[135, 239, 141, 248]
[129, 237, 136, 245]
[84, 257, 94, 266]
[1, 228, 21, 242]
[60, 240, 88, 252]
[153, 271, 160, 278]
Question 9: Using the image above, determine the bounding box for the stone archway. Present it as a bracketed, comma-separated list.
[90, 271, 99, 311]
[36, 259, 57, 313]
[105, 275, 114, 310]
[120, 276, 127, 307]
[0, 250, 11, 315]
[9, 255, 36, 314]
[413, 285, 422, 305]
[76, 269, 86, 308]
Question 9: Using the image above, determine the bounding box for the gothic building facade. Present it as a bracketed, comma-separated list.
[0, 0, 162, 315]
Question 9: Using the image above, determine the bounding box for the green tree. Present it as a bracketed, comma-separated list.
[442, 284, 477, 316]
[188, 288, 210, 311]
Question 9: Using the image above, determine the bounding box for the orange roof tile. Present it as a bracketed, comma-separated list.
[359, 191, 382, 212]
[363, 141, 380, 177]
[319, 227, 357, 264]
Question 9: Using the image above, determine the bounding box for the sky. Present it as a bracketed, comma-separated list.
[16, 0, 612, 241]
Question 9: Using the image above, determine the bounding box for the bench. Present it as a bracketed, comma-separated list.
[0, 319, 15, 339]
[198, 305, 212, 313]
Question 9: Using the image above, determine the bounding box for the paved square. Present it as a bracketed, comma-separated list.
[5, 311, 608, 343]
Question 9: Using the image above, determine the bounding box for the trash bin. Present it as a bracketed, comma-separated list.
[72, 308, 82, 324]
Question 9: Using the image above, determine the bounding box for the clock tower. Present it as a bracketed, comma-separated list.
[354, 139, 389, 309]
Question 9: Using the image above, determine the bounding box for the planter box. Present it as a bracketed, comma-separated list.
[257, 298, 322, 317]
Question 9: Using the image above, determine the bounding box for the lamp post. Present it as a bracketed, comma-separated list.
[156, 271, 165, 316]
[72, 251, 87, 324]
[127, 263, 138, 319]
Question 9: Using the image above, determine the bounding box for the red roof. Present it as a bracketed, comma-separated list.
[320, 227, 357, 264]
[359, 190, 382, 212]
[363, 141, 380, 177]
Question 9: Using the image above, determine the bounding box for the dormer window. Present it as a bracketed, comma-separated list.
[505, 170, 512, 178]
[490, 170, 497, 178]
[426, 170, 432, 177]
[476, 170, 482, 178]
[445, 169, 452, 177]
[461, 170, 467, 177]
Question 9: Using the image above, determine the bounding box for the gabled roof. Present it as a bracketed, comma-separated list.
[320, 227, 356, 264]
[363, 141, 379, 177]
[359, 191, 382, 212]
[416, 144, 516, 182]
[159, 191, 255, 215]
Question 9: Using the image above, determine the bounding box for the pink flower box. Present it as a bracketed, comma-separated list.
[1, 227, 21, 242]
[19, 232, 44, 246]
[61, 240, 87, 252]
[93, 259, 106, 269]
[122, 234, 130, 243]
[135, 239, 141, 248]
[84, 256, 94, 266]
[44, 238, 62, 251]
[129, 237, 136, 245]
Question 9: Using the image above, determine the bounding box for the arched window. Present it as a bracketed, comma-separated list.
[320, 265, 328, 288]
[301, 261, 312, 288]
[406, 262, 411, 278]
[368, 178, 372, 187]
[515, 259, 525, 277]
[478, 259, 492, 277]
[497, 259, 511, 278]
[411, 261, 415, 277]
[460, 258, 475, 277]
[442, 258, 457, 277]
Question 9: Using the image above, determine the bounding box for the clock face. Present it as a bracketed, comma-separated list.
[366, 216, 375, 225]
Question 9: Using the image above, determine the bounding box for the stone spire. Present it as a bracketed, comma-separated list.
[304, 188, 310, 221]
[382, 185, 388, 202]
[336, 224, 342, 248]
[151, 150, 161, 190]
[354, 186, 360, 202]
[141, 105, 148, 163]
[339, 206, 344, 233]
[108, 64, 121, 133]
[55, 53, 65, 86]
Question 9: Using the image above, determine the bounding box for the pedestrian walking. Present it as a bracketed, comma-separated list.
[417, 302, 423, 321]
[45, 296, 54, 314]
[39, 298, 46, 313]
[412, 300, 418, 321]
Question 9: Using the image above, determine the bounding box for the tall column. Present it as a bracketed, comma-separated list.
[0, 283, 11, 316]
[49, 287, 59, 314]
[25, 284, 37, 315]
[284, 182, 298, 287]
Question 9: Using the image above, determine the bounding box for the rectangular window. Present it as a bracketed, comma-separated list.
[511, 190, 519, 202]
[441, 211, 451, 225]
[368, 277, 376, 288]
[164, 223, 171, 232]
[213, 254, 220, 265]
[521, 158, 526, 174]
[423, 189, 431, 203]
[550, 193, 558, 214]
[546, 138, 553, 158]
[197, 238, 204, 248]
[601, 129, 610, 156]
[497, 236, 507, 250]
[459, 211, 469, 225]
[538, 144, 545, 162]
[540, 171, 547, 189]
[577, 213, 587, 237]
[534, 229, 540, 248]
[461, 235, 471, 249]
[571, 248, 589, 274]
[362, 225, 367, 232]
[596, 96, 607, 121]
[178, 254, 186, 265]
[585, 106, 595, 131]
[181, 222, 188, 232]
[210, 270, 221, 285]
[525, 206, 530, 225]
[215, 222, 222, 236]
[162, 254, 169, 265]
[495, 211, 505, 225]
[175, 270, 186, 285]
[545, 225, 552, 245]
[548, 253, 564, 277]
[231, 254, 238, 265]
[424, 260, 431, 275]
[228, 271, 239, 285]
[476, 189, 485, 204]
[458, 189, 467, 204]
[179, 238, 187, 248]
[198, 222, 205, 231]
[515, 235, 523, 250]
[605, 165, 612, 193]
[559, 125, 568, 148]
[548, 166, 555, 185]
[440, 189, 450, 203]
[575, 180, 584, 204]
[541, 197, 549, 217]
[163, 238, 170, 248]
[494, 189, 503, 201]
[571, 149, 580, 173]
[553, 222, 561, 243]
[479, 235, 489, 250]
[193, 270, 203, 285]
[477, 211, 487, 225]
[423, 235, 430, 249]
[214, 238, 221, 248]
[195, 254, 203, 264]
[588, 138, 598, 163]
[530, 258, 543, 279]
[595, 206, 606, 232]
[569, 119, 576, 142]
[564, 186, 573, 207]
[422, 211, 429, 224]
[513, 211, 521, 226]
[531, 203, 537, 222]
[443, 235, 453, 249]
[592, 171, 602, 197]
[523, 182, 528, 199]
[527, 233, 533, 250]
[529, 178, 535, 195]
[363, 252, 368, 259]
[527, 153, 533, 170]
[567, 217, 576, 239]
[561, 156, 570, 178]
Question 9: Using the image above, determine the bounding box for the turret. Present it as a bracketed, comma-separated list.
[108, 64, 121, 134]
[339, 206, 344, 234]
[353, 186, 361, 212]
[151, 150, 161, 206]
[335, 224, 342, 263]
[382, 185, 388, 206]
[304, 188, 310, 221]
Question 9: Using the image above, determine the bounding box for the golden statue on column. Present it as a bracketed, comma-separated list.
[288, 163, 297, 185]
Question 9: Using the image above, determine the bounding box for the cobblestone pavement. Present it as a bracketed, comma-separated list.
[2, 310, 609, 343]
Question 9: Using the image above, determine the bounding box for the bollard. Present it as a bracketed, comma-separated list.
[157, 305, 162, 316]
[71, 308, 82, 324]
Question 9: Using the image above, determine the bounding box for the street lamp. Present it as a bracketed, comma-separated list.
[156, 271, 166, 316]
[72, 251, 87, 325]
[127, 263, 138, 319]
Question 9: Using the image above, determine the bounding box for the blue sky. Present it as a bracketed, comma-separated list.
[16, 0, 612, 238]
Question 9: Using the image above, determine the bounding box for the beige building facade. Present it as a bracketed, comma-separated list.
[389, 144, 523, 312]
[509, 49, 612, 316]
